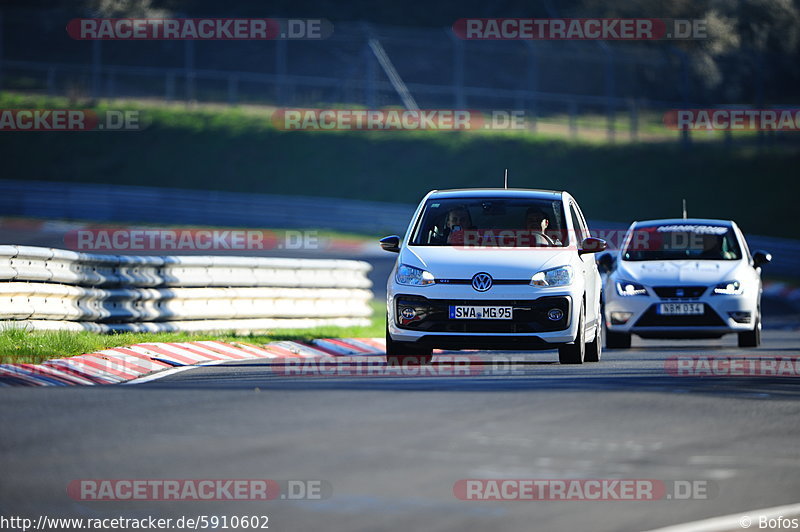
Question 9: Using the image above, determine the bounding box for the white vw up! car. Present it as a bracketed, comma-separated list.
[381, 188, 607, 365]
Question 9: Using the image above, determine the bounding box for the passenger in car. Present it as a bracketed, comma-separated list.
[429, 206, 475, 244]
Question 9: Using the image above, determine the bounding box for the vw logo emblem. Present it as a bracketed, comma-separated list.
[471, 272, 493, 292]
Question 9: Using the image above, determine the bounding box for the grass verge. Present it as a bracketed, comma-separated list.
[0, 302, 385, 365]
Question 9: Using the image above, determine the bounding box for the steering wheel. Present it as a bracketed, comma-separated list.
[531, 231, 555, 246]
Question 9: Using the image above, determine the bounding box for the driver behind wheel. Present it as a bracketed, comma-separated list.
[525, 207, 558, 246]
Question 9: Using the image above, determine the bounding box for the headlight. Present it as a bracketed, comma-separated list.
[531, 265, 573, 287]
[395, 264, 435, 286]
[713, 280, 743, 295]
[615, 279, 648, 296]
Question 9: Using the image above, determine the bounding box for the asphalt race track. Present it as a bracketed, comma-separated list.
[2, 330, 799, 532]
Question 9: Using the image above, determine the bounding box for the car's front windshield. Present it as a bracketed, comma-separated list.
[409, 198, 569, 247]
[622, 223, 742, 261]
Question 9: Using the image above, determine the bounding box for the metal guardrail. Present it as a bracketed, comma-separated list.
[0, 245, 373, 332]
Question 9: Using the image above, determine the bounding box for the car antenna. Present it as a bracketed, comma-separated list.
[682, 198, 688, 219]
[504, 169, 508, 189]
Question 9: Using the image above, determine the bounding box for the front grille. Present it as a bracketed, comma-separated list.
[653, 286, 707, 299]
[435, 279, 531, 285]
[395, 295, 571, 333]
[634, 304, 726, 327]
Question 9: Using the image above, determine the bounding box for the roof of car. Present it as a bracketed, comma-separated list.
[632, 218, 735, 227]
[427, 188, 564, 200]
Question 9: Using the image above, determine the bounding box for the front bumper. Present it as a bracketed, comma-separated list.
[387, 289, 579, 348]
[605, 287, 757, 338]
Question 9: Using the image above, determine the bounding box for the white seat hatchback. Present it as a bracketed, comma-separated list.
[599, 218, 771, 348]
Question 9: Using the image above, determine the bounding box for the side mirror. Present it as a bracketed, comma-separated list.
[752, 250, 772, 268]
[597, 252, 615, 273]
[380, 235, 401, 253]
[579, 237, 607, 256]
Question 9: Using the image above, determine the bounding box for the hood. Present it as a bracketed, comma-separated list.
[401, 246, 572, 279]
[616, 260, 741, 285]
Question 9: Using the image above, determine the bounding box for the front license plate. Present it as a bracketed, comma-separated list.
[657, 303, 704, 315]
[449, 306, 513, 320]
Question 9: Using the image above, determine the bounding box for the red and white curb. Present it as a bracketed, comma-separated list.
[0, 338, 386, 387]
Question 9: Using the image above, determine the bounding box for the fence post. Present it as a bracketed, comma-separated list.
[227, 75, 238, 105]
[365, 43, 376, 108]
[629, 100, 638, 142]
[569, 101, 578, 139]
[184, 39, 195, 103]
[604, 48, 615, 143]
[47, 67, 55, 96]
[670, 46, 692, 149]
[0, 10, 4, 91]
[275, 39, 287, 105]
[755, 51, 765, 149]
[524, 41, 538, 133]
[91, 39, 102, 99]
[165, 72, 175, 102]
[105, 70, 115, 99]
[450, 31, 465, 108]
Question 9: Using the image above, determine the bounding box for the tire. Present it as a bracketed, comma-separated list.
[606, 329, 632, 349]
[385, 323, 433, 365]
[559, 305, 585, 364]
[738, 312, 761, 348]
[585, 321, 602, 362]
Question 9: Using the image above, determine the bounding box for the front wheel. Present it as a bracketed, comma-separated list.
[558, 305, 585, 364]
[737, 312, 761, 348]
[385, 324, 433, 365]
[584, 321, 602, 362]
